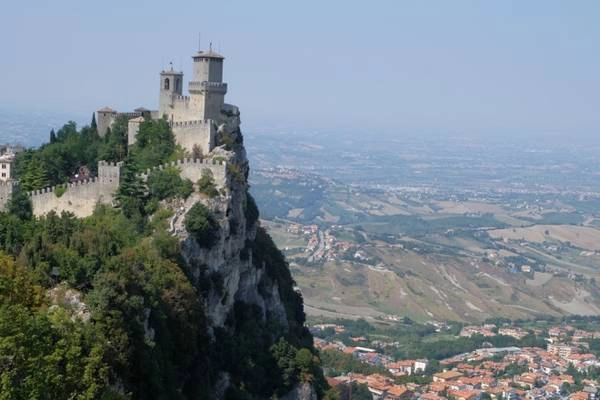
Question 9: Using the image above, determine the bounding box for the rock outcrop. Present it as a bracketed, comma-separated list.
[165, 105, 318, 397]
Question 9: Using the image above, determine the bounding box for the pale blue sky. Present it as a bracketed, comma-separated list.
[1, 1, 599, 138]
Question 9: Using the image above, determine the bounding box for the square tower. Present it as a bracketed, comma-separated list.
[0, 152, 14, 181]
[158, 67, 184, 120]
[188, 48, 228, 121]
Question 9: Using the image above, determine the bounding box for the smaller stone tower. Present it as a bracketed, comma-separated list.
[0, 152, 15, 182]
[97, 160, 124, 185]
[159, 66, 184, 120]
[96, 107, 118, 138]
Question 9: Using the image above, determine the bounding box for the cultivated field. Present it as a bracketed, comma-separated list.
[488, 224, 600, 250]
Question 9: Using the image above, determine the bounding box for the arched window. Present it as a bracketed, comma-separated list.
[176, 78, 181, 91]
[164, 78, 170, 90]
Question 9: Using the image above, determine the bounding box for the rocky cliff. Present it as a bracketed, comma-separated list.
[166, 105, 324, 398]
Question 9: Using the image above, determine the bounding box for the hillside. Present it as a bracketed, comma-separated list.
[250, 161, 600, 324]
[0, 110, 328, 399]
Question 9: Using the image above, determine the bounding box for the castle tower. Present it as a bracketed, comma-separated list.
[0, 152, 15, 182]
[158, 66, 184, 120]
[96, 106, 118, 138]
[188, 47, 228, 121]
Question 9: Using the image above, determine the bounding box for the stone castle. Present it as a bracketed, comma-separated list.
[97, 45, 228, 156]
[0, 46, 235, 217]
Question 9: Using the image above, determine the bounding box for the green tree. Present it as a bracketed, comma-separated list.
[184, 203, 220, 248]
[147, 167, 193, 200]
[91, 112, 97, 132]
[7, 190, 32, 220]
[20, 158, 48, 192]
[129, 118, 176, 170]
[197, 169, 219, 197]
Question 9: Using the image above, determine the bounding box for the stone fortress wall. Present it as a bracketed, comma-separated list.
[2, 157, 228, 218]
[0, 181, 18, 208]
[29, 161, 123, 218]
[139, 157, 227, 188]
[170, 120, 215, 156]
[0, 46, 233, 218]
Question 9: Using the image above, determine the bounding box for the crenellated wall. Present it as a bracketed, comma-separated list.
[29, 161, 123, 218]
[140, 157, 227, 189]
[30, 178, 119, 218]
[25, 158, 227, 218]
[170, 120, 215, 156]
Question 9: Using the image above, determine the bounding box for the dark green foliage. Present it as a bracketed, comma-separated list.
[147, 167, 193, 201]
[250, 227, 310, 346]
[7, 189, 32, 220]
[15, 121, 102, 189]
[332, 382, 372, 400]
[197, 169, 219, 197]
[214, 303, 326, 399]
[98, 116, 128, 162]
[320, 349, 389, 376]
[184, 203, 220, 248]
[0, 206, 212, 399]
[54, 184, 67, 197]
[244, 192, 259, 227]
[129, 118, 176, 170]
[91, 112, 97, 132]
[115, 162, 148, 224]
[18, 157, 48, 192]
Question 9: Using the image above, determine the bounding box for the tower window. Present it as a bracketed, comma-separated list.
[164, 78, 170, 90]
[176, 78, 181, 91]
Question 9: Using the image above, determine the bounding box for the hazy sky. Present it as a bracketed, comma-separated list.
[1, 1, 599, 137]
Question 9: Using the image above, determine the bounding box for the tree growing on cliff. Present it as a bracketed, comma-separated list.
[184, 203, 220, 248]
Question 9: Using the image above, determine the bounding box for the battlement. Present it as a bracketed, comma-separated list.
[188, 81, 227, 93]
[28, 177, 110, 197]
[170, 119, 212, 128]
[98, 161, 124, 168]
[139, 157, 229, 191]
[141, 157, 225, 175]
[174, 95, 191, 101]
[118, 111, 142, 119]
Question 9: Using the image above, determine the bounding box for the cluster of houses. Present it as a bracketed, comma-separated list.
[313, 322, 600, 400]
[287, 223, 355, 262]
[459, 325, 530, 339]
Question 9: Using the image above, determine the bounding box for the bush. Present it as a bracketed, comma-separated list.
[197, 170, 219, 197]
[54, 185, 67, 198]
[245, 192, 259, 227]
[147, 167, 193, 201]
[227, 164, 245, 184]
[184, 203, 220, 248]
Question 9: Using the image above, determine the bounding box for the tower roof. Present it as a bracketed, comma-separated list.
[192, 50, 224, 60]
[97, 106, 116, 113]
[160, 68, 183, 75]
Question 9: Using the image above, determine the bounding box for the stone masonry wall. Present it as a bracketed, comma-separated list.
[140, 158, 227, 189]
[30, 161, 123, 218]
[0, 181, 17, 211]
[170, 120, 215, 155]
[26, 158, 226, 218]
[30, 178, 119, 218]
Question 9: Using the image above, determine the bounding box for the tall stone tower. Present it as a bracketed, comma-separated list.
[159, 66, 184, 120]
[188, 47, 228, 121]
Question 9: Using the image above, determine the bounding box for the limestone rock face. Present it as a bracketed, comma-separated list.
[172, 107, 288, 330]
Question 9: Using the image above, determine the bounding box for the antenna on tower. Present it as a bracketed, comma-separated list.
[209, 42, 213, 52]
[169, 61, 173, 71]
